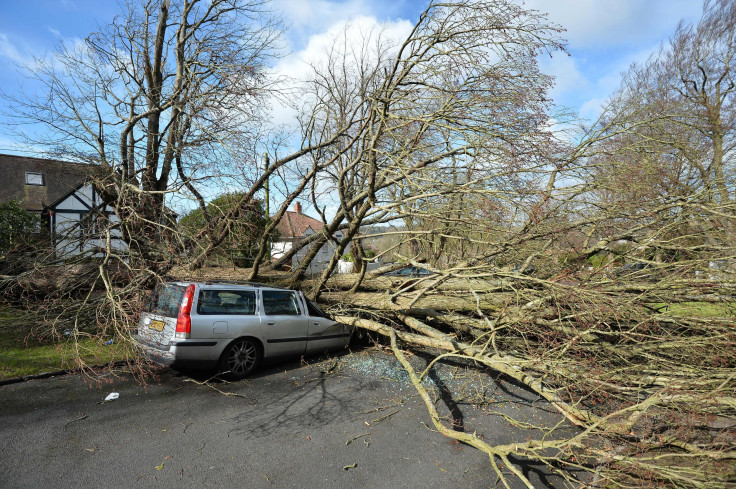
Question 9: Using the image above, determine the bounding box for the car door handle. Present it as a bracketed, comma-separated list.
[267, 322, 276, 326]
[313, 323, 320, 327]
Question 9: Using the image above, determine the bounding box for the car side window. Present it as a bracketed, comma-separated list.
[305, 298, 325, 318]
[262, 291, 301, 316]
[197, 290, 256, 315]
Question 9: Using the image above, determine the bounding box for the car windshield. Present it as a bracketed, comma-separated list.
[147, 284, 186, 318]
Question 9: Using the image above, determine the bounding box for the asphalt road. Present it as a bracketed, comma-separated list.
[0, 349, 577, 488]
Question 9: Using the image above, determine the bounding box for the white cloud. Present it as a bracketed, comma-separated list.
[268, 15, 413, 128]
[287, 15, 411, 76]
[578, 96, 608, 122]
[275, 0, 368, 28]
[273, 0, 378, 47]
[577, 40, 665, 121]
[540, 51, 588, 100]
[523, 0, 701, 48]
[0, 136, 49, 157]
[0, 33, 33, 66]
[264, 11, 414, 217]
[528, 0, 697, 118]
[0, 29, 87, 75]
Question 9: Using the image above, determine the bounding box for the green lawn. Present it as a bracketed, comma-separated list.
[651, 302, 736, 318]
[0, 308, 126, 380]
[1, 298, 731, 380]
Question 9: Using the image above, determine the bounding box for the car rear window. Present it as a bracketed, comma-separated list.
[262, 290, 301, 316]
[148, 284, 186, 318]
[197, 290, 256, 315]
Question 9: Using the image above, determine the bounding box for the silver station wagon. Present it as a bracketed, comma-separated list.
[136, 281, 352, 378]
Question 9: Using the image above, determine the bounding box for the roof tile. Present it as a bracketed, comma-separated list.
[274, 210, 324, 238]
[0, 154, 95, 211]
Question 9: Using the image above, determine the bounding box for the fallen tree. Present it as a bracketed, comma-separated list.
[2, 0, 734, 487]
[325, 262, 736, 488]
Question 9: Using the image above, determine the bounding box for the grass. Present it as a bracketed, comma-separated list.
[1, 290, 731, 380]
[651, 301, 736, 318]
[0, 307, 127, 380]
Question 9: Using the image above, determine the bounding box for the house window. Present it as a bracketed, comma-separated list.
[25, 172, 44, 186]
[80, 213, 95, 237]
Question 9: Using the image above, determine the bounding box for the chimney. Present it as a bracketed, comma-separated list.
[294, 201, 302, 214]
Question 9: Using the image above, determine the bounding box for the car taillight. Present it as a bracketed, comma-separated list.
[175, 284, 195, 339]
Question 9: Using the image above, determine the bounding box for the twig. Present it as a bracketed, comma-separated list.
[346, 432, 371, 446]
[371, 409, 400, 423]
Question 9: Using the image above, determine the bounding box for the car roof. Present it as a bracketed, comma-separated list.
[166, 280, 292, 291]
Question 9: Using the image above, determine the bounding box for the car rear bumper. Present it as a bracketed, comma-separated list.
[135, 336, 177, 366]
[135, 336, 221, 369]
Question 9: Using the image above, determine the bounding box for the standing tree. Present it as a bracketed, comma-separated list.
[604, 0, 735, 205]
[256, 0, 566, 298]
[179, 193, 273, 266]
[5, 0, 283, 274]
[1, 0, 351, 377]
[3, 1, 733, 485]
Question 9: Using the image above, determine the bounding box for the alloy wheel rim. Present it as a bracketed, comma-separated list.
[228, 341, 256, 373]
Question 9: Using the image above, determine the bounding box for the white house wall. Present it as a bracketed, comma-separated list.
[271, 234, 352, 275]
[55, 192, 90, 211]
[53, 213, 127, 257]
[270, 241, 292, 261]
[51, 183, 128, 258]
[53, 212, 82, 257]
[75, 184, 95, 208]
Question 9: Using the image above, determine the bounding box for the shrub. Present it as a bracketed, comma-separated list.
[0, 201, 40, 257]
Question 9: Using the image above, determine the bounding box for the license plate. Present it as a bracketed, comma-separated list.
[149, 320, 165, 332]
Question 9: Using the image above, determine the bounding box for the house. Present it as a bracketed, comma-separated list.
[271, 202, 348, 274]
[0, 153, 126, 257]
[0, 153, 91, 215]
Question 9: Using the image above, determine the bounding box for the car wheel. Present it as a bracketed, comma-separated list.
[219, 338, 261, 379]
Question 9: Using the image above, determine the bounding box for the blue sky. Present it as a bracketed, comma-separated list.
[0, 0, 703, 155]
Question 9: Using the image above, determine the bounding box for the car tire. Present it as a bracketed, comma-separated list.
[218, 338, 261, 379]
